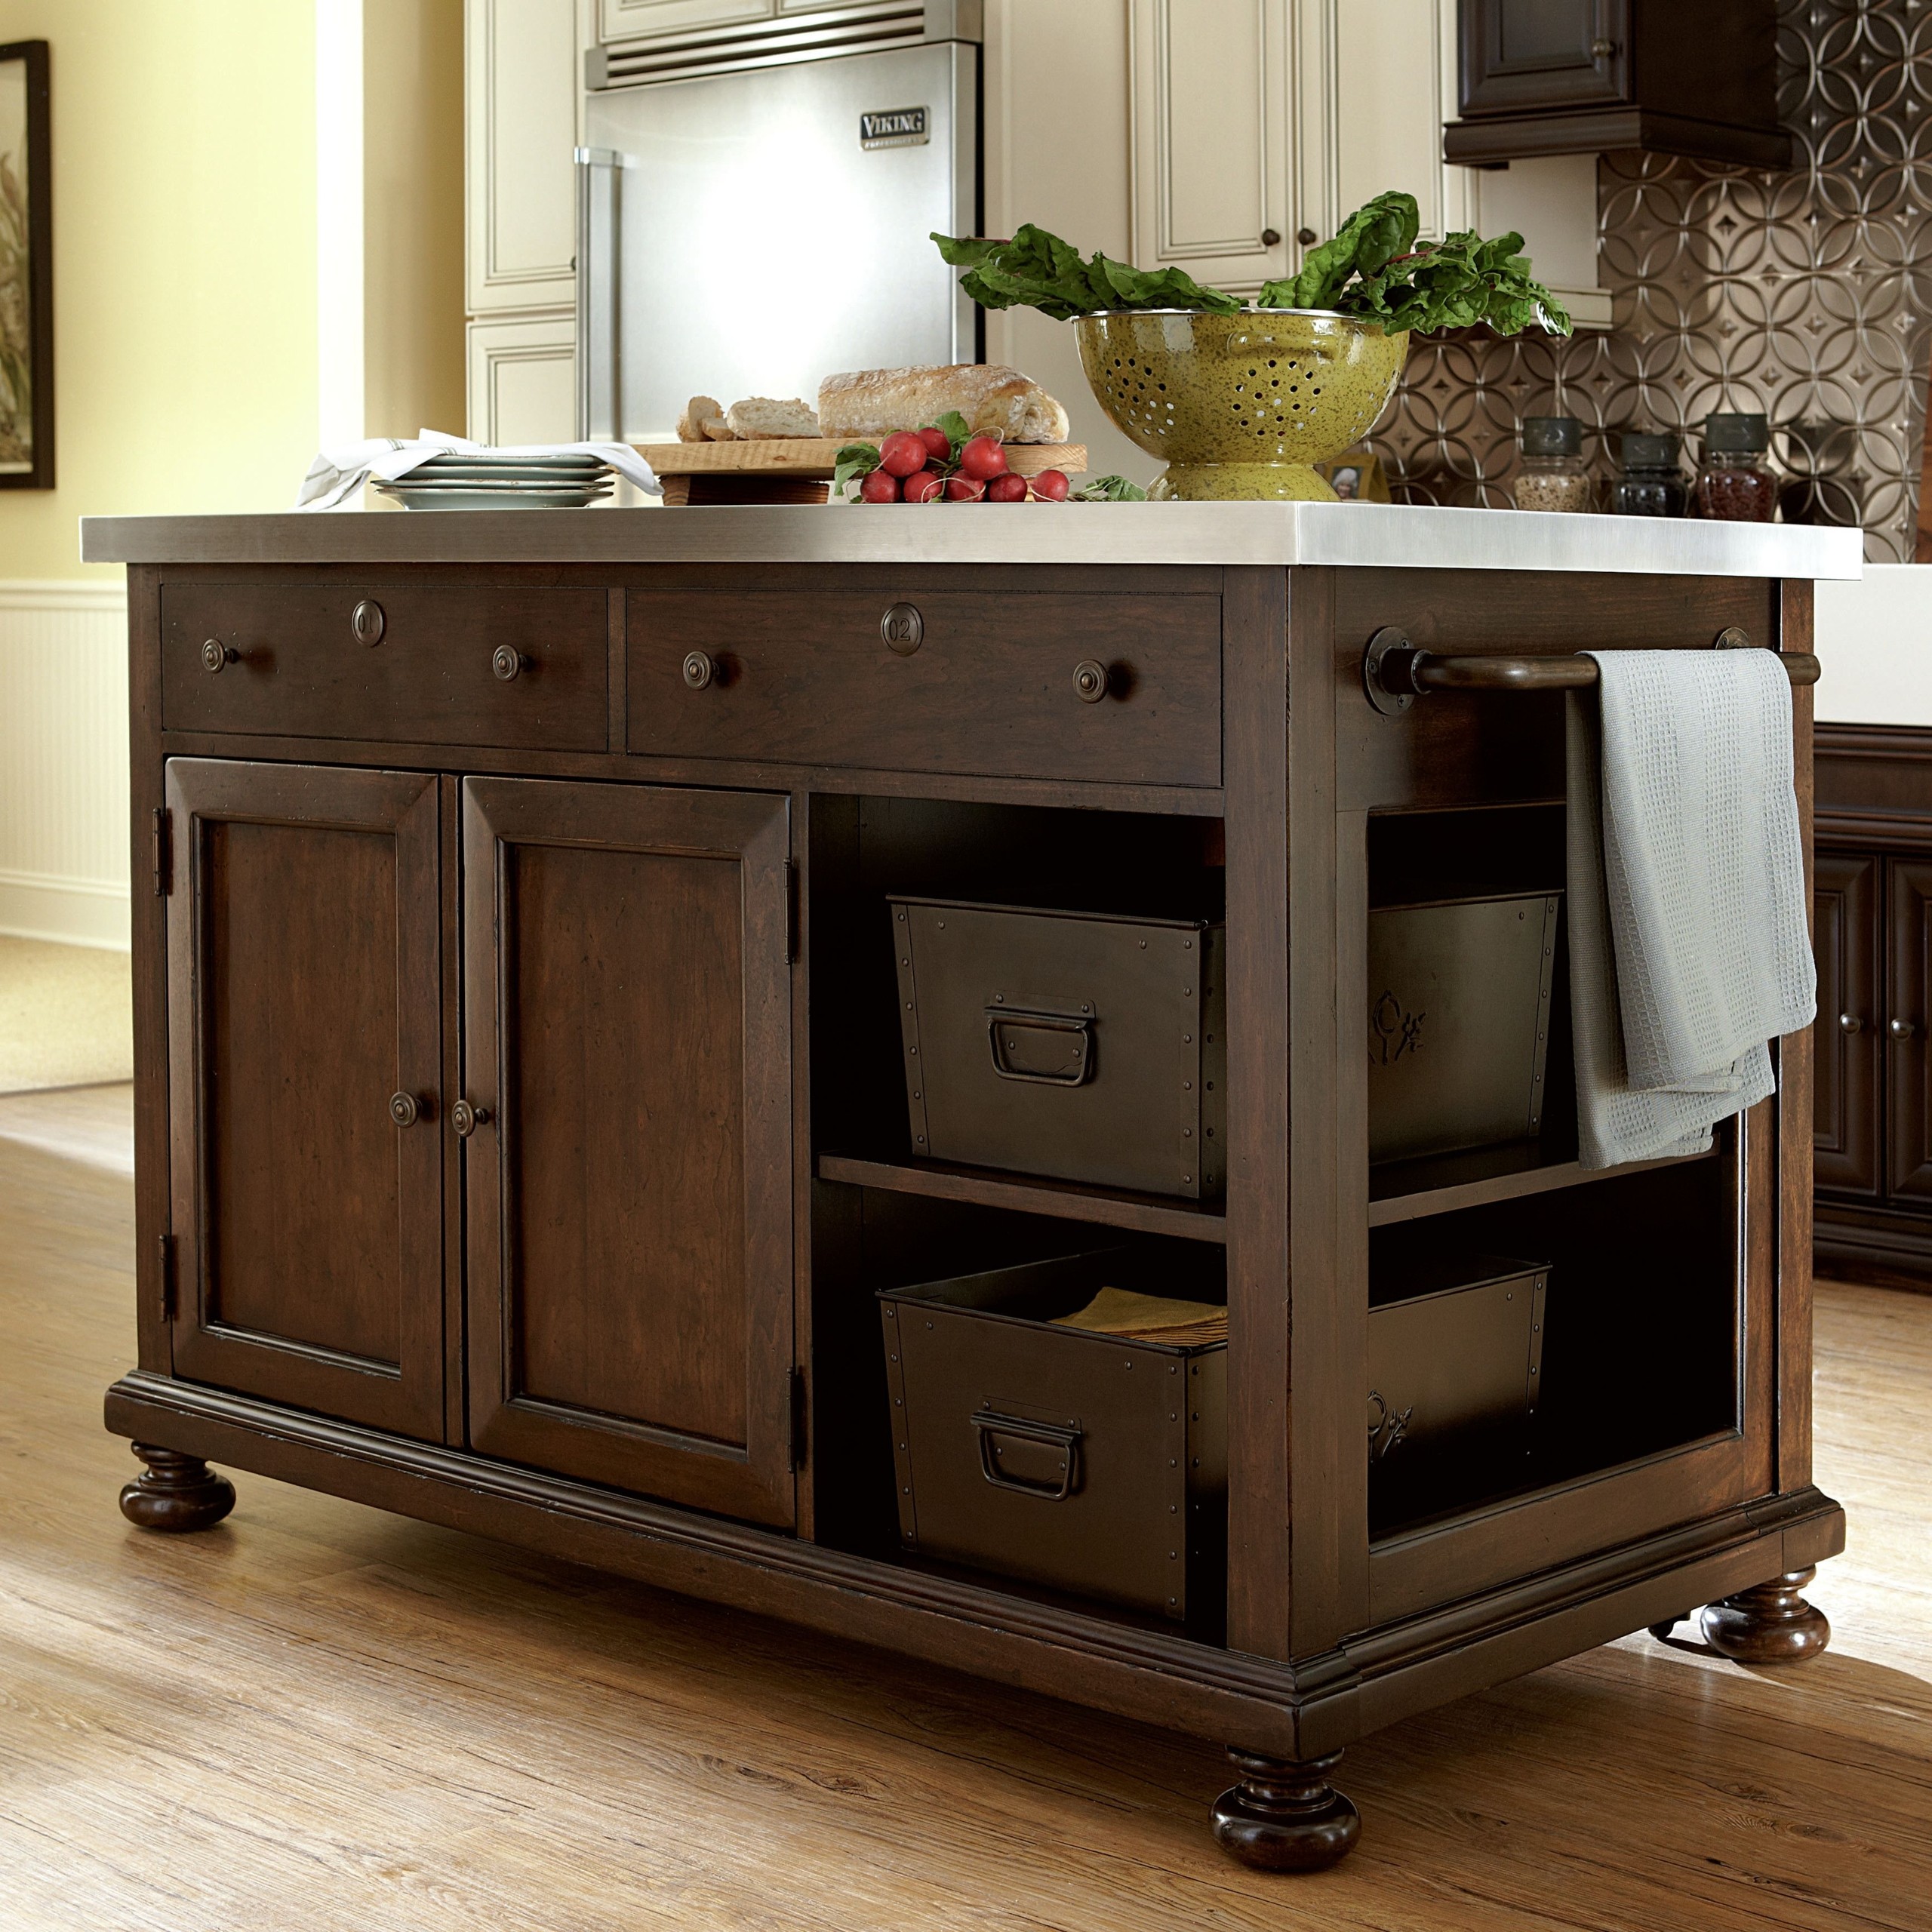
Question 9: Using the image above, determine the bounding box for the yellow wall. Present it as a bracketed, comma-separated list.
[0, 2, 319, 579]
[365, 0, 466, 441]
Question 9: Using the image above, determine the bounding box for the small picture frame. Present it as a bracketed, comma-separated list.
[0, 41, 51, 491]
[1316, 446, 1389, 503]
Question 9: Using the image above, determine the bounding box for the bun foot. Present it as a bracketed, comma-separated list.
[119, 1443, 236, 1533]
[1211, 1748, 1360, 1872]
[1648, 1611, 1690, 1640]
[1701, 1568, 1830, 1666]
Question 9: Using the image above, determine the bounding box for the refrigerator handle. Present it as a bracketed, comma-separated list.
[575, 147, 622, 442]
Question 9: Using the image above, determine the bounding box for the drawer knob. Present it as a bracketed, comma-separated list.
[199, 638, 238, 674]
[682, 649, 717, 691]
[1590, 36, 1617, 57]
[491, 645, 529, 681]
[388, 1091, 421, 1128]
[1891, 1017, 1916, 1041]
[1072, 658, 1109, 703]
[880, 602, 923, 654]
[352, 599, 386, 647]
[1260, 227, 1281, 248]
[1839, 1014, 1863, 1034]
[451, 1099, 491, 1138]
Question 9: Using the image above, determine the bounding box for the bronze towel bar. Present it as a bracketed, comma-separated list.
[1362, 624, 1823, 716]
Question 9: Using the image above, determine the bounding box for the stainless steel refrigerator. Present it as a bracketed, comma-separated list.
[579, 1, 981, 442]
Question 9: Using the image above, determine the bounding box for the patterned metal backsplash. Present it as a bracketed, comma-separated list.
[1378, 0, 1932, 561]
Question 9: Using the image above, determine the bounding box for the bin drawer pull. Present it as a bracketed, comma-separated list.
[985, 1008, 1095, 1087]
[971, 1411, 1083, 1500]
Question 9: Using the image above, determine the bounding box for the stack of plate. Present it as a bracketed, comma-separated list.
[372, 451, 613, 511]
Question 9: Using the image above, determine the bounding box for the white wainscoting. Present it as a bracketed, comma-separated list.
[0, 580, 131, 950]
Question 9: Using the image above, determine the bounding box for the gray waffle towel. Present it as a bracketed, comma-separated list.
[1566, 649, 1816, 1169]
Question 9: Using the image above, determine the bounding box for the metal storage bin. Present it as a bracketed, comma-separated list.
[1367, 891, 1561, 1164]
[878, 1249, 1227, 1622]
[891, 897, 1225, 1198]
[1367, 1254, 1549, 1473]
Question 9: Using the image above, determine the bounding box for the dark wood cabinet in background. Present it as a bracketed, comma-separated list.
[1814, 726, 1932, 1289]
[1812, 850, 1880, 1197]
[162, 758, 448, 1439]
[1445, 0, 1789, 168]
[460, 777, 798, 1530]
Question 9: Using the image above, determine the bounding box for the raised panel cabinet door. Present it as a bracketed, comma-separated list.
[1130, 0, 1291, 290]
[1813, 850, 1881, 1195]
[163, 758, 446, 1438]
[599, 0, 770, 42]
[462, 777, 796, 1528]
[1887, 857, 1932, 1200]
[1459, 0, 1629, 116]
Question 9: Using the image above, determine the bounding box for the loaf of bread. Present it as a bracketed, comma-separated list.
[819, 365, 1069, 444]
[725, 396, 820, 439]
[676, 395, 729, 442]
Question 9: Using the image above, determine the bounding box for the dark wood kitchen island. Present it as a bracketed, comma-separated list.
[79, 500, 1860, 1871]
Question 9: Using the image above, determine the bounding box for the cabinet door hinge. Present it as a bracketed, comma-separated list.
[157, 1232, 175, 1321]
[784, 860, 799, 964]
[789, 1365, 808, 1469]
[152, 808, 172, 896]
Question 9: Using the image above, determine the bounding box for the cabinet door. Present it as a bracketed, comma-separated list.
[164, 759, 446, 1438]
[1813, 851, 1881, 1195]
[600, 0, 770, 42]
[1889, 859, 1932, 1200]
[465, 0, 579, 315]
[467, 314, 577, 445]
[1131, 0, 1291, 291]
[1459, 0, 1629, 116]
[462, 777, 796, 1528]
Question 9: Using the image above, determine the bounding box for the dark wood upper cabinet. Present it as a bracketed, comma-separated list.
[1887, 858, 1932, 1201]
[1812, 851, 1881, 1198]
[1446, 0, 1789, 168]
[163, 758, 448, 1439]
[461, 776, 798, 1529]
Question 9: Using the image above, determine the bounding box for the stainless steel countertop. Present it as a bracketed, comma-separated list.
[78, 500, 1867, 577]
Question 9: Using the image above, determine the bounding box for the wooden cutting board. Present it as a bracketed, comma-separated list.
[635, 438, 1088, 506]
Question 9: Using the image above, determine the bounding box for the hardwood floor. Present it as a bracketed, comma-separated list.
[1, 1084, 1927, 1930]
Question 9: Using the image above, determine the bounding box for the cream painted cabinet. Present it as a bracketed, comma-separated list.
[1123, 0, 1607, 320]
[1130, 0, 1294, 294]
[466, 0, 581, 315]
[598, 0, 769, 40]
[468, 315, 578, 445]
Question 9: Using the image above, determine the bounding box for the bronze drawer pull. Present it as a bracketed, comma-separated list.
[682, 649, 717, 690]
[880, 603, 923, 654]
[491, 646, 530, 681]
[451, 1098, 491, 1137]
[1072, 659, 1109, 703]
[388, 1091, 422, 1128]
[351, 599, 386, 647]
[1839, 1014, 1864, 1034]
[1890, 1018, 1916, 1041]
[1591, 36, 1617, 57]
[986, 1007, 1095, 1087]
[971, 1410, 1082, 1500]
[199, 638, 238, 674]
[1362, 625, 1823, 715]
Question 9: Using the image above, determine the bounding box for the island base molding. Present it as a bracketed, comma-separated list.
[105, 1373, 1845, 1764]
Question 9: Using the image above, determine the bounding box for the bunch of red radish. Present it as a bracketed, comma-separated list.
[855, 427, 1071, 505]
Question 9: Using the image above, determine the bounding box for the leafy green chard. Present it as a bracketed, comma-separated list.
[932, 226, 1243, 320]
[1070, 475, 1149, 502]
[934, 192, 1570, 337]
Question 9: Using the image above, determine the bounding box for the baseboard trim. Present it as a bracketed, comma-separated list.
[0, 578, 126, 614]
[0, 872, 131, 950]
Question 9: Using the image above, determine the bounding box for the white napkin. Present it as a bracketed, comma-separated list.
[1567, 648, 1816, 1169]
[294, 429, 661, 509]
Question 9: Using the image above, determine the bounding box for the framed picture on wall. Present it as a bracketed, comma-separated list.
[0, 41, 50, 491]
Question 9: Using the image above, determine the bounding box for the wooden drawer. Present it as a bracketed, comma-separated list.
[627, 586, 1222, 786]
[162, 583, 608, 750]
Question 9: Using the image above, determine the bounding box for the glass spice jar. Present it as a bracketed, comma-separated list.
[1694, 412, 1777, 522]
[1512, 416, 1592, 512]
[1610, 432, 1688, 518]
